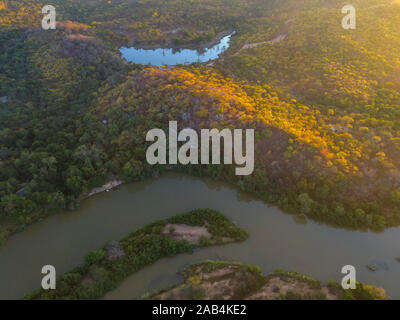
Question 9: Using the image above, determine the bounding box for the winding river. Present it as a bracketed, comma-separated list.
[0, 172, 400, 299]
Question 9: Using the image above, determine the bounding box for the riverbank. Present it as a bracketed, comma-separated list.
[81, 179, 123, 200]
[23, 208, 248, 300]
[0, 178, 124, 248]
[124, 30, 235, 52]
[144, 261, 388, 300]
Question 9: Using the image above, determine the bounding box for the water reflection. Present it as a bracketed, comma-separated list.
[120, 33, 233, 66]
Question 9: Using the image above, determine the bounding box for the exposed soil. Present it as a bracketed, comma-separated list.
[247, 276, 336, 300]
[82, 179, 123, 199]
[148, 263, 341, 300]
[163, 223, 212, 244]
[162, 223, 233, 245]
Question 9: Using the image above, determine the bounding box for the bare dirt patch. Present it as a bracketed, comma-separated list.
[149, 263, 342, 300]
[163, 223, 212, 244]
[82, 179, 123, 199]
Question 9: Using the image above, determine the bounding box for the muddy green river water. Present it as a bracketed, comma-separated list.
[0, 172, 399, 299]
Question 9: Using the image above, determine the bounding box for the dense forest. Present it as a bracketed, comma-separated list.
[1, 0, 400, 243]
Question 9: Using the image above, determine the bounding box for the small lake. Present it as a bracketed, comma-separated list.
[0, 172, 400, 299]
[120, 33, 233, 66]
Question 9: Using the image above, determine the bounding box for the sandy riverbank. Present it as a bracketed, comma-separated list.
[82, 179, 123, 199]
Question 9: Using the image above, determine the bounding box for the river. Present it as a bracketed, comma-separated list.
[0, 172, 399, 299]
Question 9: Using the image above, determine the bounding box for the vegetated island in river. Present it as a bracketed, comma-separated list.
[143, 261, 388, 300]
[23, 209, 248, 300]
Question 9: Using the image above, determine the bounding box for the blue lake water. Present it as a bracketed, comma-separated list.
[120, 33, 233, 66]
